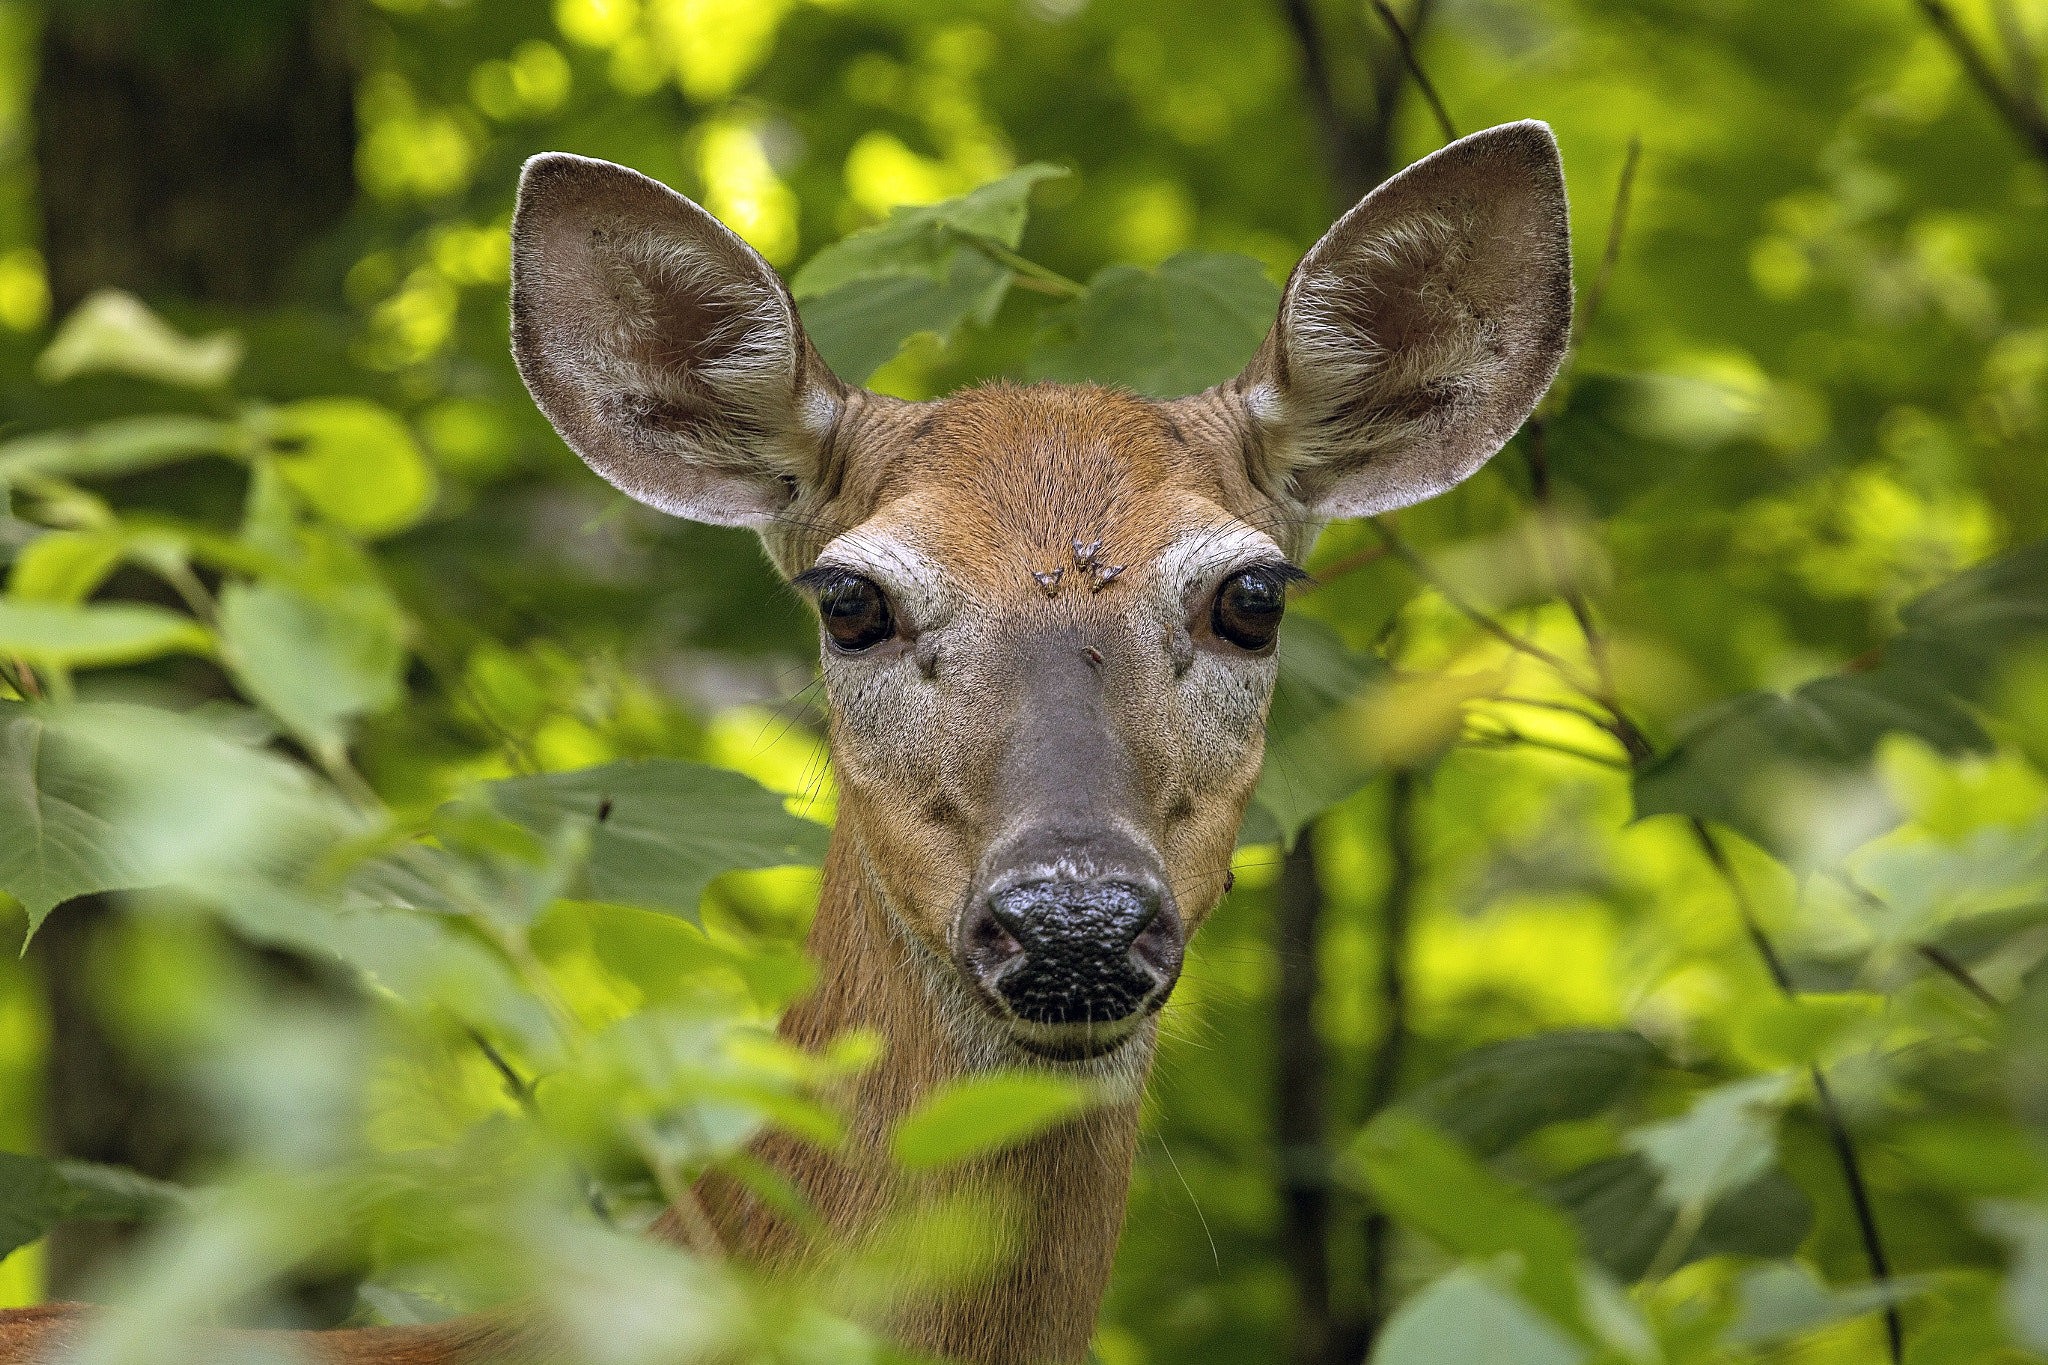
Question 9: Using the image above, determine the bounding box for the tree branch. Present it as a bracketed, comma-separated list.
[1568, 135, 1642, 359]
[1370, 0, 1458, 143]
[1690, 821, 1903, 1363]
[1915, 0, 2048, 167]
[1371, 517, 1604, 695]
[1277, 0, 1413, 203]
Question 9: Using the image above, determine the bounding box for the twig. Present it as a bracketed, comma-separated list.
[1299, 541, 1391, 592]
[1371, 517, 1602, 694]
[466, 1025, 613, 1225]
[1504, 127, 1903, 1364]
[1916, 943, 2002, 1012]
[958, 233, 1087, 298]
[1915, 0, 2048, 166]
[1460, 723, 1631, 770]
[4, 655, 40, 700]
[1370, 0, 1458, 143]
[1568, 135, 1642, 358]
[467, 1025, 534, 1104]
[1827, 873, 2003, 1012]
[1692, 820, 1903, 1363]
[1490, 694, 1617, 728]
[1812, 1065, 1904, 1363]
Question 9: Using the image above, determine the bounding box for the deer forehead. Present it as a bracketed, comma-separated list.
[803, 383, 1289, 614]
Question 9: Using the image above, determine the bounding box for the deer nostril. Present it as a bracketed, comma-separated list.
[966, 878, 1183, 1026]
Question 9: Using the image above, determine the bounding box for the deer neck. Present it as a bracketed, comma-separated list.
[701, 828, 1148, 1365]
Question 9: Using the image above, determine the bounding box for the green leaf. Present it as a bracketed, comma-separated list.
[1635, 540, 2048, 858]
[790, 164, 1068, 297]
[1371, 1266, 1587, 1365]
[480, 760, 830, 924]
[1028, 252, 1278, 398]
[0, 1150, 69, 1259]
[0, 599, 211, 669]
[890, 1073, 1093, 1171]
[265, 400, 438, 539]
[1891, 538, 2048, 699]
[1242, 615, 1387, 848]
[1402, 1031, 1659, 1157]
[1341, 1112, 1585, 1333]
[34, 290, 242, 390]
[1633, 670, 1987, 858]
[791, 164, 1067, 383]
[798, 252, 1012, 385]
[1722, 1261, 1928, 1349]
[0, 705, 148, 930]
[1548, 1155, 1812, 1281]
[1624, 1073, 1796, 1214]
[1, 1151, 190, 1258]
[0, 416, 243, 483]
[1980, 1201, 2048, 1354]
[7, 531, 126, 604]
[219, 580, 406, 759]
[0, 701, 359, 933]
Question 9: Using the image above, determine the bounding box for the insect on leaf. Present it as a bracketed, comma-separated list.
[480, 760, 830, 924]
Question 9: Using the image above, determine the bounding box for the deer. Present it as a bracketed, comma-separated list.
[1, 119, 1570, 1365]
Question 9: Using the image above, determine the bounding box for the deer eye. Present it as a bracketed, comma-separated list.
[816, 573, 895, 652]
[1211, 567, 1289, 652]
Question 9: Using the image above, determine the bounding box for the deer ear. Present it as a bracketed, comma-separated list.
[510, 152, 846, 527]
[1239, 120, 1572, 519]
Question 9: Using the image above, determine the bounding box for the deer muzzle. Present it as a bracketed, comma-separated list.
[955, 863, 1185, 1055]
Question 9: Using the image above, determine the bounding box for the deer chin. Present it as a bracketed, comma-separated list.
[1000, 1006, 1164, 1063]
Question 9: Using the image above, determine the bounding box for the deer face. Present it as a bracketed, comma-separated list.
[509, 124, 1571, 1066]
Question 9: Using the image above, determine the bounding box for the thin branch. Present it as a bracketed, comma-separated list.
[1370, 0, 1458, 143]
[1812, 1066, 1905, 1364]
[1915, 0, 2048, 167]
[958, 233, 1087, 298]
[1372, 517, 1602, 694]
[1569, 135, 1642, 357]
[1489, 694, 1618, 728]
[1917, 943, 2002, 1012]
[1827, 873, 2003, 1013]
[467, 1025, 534, 1105]
[1692, 820, 1904, 1364]
[1460, 724, 1632, 770]
[1510, 121, 1902, 1364]
[1299, 541, 1392, 592]
[1996, 0, 2042, 107]
[467, 1025, 613, 1225]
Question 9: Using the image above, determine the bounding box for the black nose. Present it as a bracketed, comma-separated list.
[962, 878, 1184, 1025]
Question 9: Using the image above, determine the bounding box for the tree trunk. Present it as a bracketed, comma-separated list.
[30, 0, 357, 1302]
[34, 0, 356, 314]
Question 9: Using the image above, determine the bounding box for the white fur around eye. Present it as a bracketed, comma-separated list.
[1154, 523, 1289, 607]
[811, 528, 959, 633]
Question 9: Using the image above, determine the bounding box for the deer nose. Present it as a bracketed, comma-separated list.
[961, 876, 1184, 1026]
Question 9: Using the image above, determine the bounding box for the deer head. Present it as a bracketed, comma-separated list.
[509, 122, 1570, 1079]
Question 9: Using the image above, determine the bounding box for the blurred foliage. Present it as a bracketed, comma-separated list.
[0, 0, 2046, 1363]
